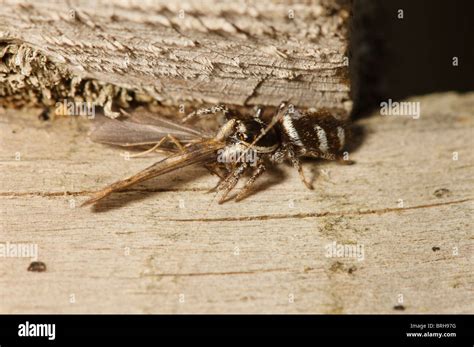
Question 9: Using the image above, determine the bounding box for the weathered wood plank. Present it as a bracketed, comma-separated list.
[0, 0, 351, 112]
[0, 92, 472, 313]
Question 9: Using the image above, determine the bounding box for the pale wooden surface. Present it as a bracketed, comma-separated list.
[0, 0, 351, 111]
[0, 92, 473, 313]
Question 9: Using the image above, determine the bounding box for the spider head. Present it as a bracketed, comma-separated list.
[228, 118, 279, 154]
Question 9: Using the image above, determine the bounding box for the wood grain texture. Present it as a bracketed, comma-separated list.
[0, 92, 473, 313]
[0, 0, 351, 112]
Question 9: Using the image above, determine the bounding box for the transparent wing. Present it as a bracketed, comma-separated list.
[90, 109, 209, 147]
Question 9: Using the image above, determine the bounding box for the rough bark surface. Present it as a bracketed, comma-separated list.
[0, 0, 352, 114]
[0, 92, 472, 313]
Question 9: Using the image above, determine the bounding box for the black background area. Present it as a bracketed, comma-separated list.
[351, 0, 474, 117]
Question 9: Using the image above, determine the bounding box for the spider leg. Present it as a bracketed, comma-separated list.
[182, 104, 231, 123]
[287, 150, 313, 190]
[235, 163, 266, 202]
[204, 163, 229, 192]
[293, 157, 313, 190]
[336, 155, 355, 165]
[217, 163, 248, 204]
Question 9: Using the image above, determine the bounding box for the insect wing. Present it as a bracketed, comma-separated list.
[82, 140, 224, 206]
[90, 110, 208, 147]
[121, 109, 207, 137]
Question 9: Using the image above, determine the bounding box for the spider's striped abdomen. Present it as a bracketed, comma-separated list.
[280, 108, 347, 158]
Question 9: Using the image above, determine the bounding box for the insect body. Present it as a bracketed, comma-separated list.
[82, 103, 350, 206]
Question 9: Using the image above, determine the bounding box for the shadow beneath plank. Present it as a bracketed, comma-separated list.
[346, 122, 367, 154]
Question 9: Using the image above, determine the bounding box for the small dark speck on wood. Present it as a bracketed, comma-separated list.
[27, 261, 47, 272]
[434, 188, 451, 198]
